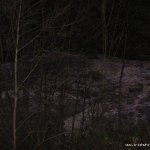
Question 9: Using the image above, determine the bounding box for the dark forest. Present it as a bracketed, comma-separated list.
[0, 0, 150, 62]
[0, 0, 150, 150]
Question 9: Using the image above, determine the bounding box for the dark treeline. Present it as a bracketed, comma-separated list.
[0, 0, 149, 63]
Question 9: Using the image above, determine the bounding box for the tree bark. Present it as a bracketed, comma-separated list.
[13, 1, 22, 150]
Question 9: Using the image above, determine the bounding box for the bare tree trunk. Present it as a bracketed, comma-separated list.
[102, 0, 107, 56]
[71, 80, 80, 138]
[81, 76, 87, 131]
[13, 1, 22, 150]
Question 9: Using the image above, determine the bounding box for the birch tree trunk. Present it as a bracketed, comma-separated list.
[13, 1, 22, 150]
